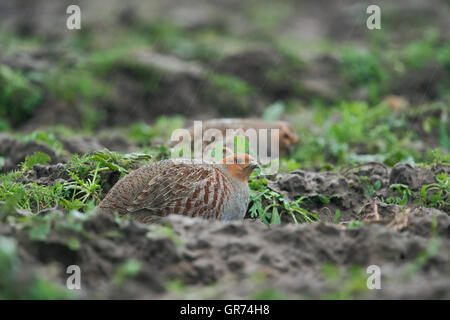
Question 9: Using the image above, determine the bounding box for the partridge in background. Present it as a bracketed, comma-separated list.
[98, 154, 258, 223]
[168, 118, 299, 155]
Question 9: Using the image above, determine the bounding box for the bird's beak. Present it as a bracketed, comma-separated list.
[249, 158, 260, 169]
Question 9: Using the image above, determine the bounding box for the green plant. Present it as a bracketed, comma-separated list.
[401, 30, 439, 70]
[0, 65, 42, 127]
[421, 172, 449, 209]
[290, 101, 418, 168]
[64, 163, 102, 207]
[334, 209, 341, 224]
[88, 47, 130, 75]
[146, 224, 183, 246]
[22, 131, 64, 154]
[128, 116, 184, 146]
[89, 149, 153, 175]
[45, 67, 110, 103]
[279, 158, 301, 172]
[166, 279, 186, 293]
[113, 259, 141, 286]
[207, 73, 254, 116]
[248, 172, 318, 225]
[251, 288, 286, 300]
[80, 103, 106, 132]
[0, 174, 65, 213]
[21, 152, 51, 171]
[359, 176, 382, 200]
[347, 221, 364, 228]
[425, 148, 450, 167]
[339, 48, 389, 102]
[209, 73, 253, 98]
[384, 183, 413, 206]
[439, 109, 449, 152]
[321, 264, 370, 299]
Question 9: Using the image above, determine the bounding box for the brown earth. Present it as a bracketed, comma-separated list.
[0, 154, 448, 299]
[0, 207, 448, 299]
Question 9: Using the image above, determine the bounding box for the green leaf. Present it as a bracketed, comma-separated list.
[22, 152, 51, 171]
[389, 183, 409, 191]
[334, 209, 341, 224]
[318, 194, 330, 204]
[66, 237, 80, 251]
[29, 222, 51, 241]
[374, 180, 381, 191]
[113, 259, 142, 285]
[270, 207, 281, 225]
[347, 221, 364, 229]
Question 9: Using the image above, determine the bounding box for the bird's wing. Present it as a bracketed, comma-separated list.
[126, 163, 227, 218]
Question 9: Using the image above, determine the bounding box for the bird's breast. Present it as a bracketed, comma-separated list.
[220, 182, 250, 221]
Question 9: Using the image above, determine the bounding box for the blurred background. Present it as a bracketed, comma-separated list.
[0, 0, 448, 169]
[0, 0, 449, 301]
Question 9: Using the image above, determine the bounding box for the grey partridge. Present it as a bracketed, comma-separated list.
[97, 154, 258, 223]
[168, 118, 298, 155]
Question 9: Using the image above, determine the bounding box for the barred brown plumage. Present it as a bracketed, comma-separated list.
[97, 154, 258, 223]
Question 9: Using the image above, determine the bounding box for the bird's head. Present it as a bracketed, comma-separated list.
[276, 121, 298, 154]
[222, 154, 259, 185]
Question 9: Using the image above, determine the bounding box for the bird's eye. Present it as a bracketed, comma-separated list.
[283, 133, 290, 139]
